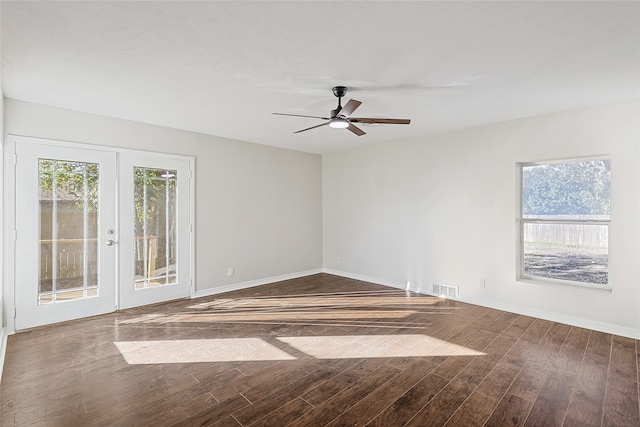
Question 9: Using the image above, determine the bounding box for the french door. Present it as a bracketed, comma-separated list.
[118, 153, 192, 309]
[13, 139, 192, 330]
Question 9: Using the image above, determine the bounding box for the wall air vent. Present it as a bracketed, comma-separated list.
[432, 283, 459, 299]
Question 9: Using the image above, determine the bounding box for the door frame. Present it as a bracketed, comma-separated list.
[4, 135, 195, 333]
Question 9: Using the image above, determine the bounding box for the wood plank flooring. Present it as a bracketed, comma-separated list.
[1, 273, 638, 426]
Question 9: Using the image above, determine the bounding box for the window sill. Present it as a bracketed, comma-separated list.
[518, 276, 612, 292]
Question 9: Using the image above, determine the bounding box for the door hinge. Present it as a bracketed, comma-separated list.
[14, 307, 17, 319]
[14, 153, 17, 165]
[13, 229, 17, 242]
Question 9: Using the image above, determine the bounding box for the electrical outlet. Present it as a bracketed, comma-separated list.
[336, 256, 341, 264]
[227, 267, 234, 277]
[480, 279, 486, 288]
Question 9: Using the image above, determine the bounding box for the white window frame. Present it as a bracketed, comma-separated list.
[517, 157, 611, 290]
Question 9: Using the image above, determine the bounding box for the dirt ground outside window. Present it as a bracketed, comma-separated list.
[523, 242, 608, 285]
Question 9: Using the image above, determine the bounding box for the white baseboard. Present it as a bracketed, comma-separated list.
[324, 270, 640, 340]
[322, 268, 408, 290]
[193, 268, 323, 299]
[0, 327, 7, 384]
[456, 295, 640, 340]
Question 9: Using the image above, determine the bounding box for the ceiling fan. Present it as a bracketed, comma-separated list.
[272, 86, 411, 136]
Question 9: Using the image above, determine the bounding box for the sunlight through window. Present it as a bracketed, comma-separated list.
[188, 294, 442, 311]
[114, 334, 485, 364]
[118, 310, 416, 324]
[114, 338, 296, 364]
[277, 335, 485, 359]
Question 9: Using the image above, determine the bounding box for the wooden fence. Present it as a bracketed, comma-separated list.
[523, 215, 608, 248]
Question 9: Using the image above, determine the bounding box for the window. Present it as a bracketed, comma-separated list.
[519, 158, 610, 287]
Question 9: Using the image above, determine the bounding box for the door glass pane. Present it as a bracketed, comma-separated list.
[134, 167, 178, 289]
[39, 159, 100, 305]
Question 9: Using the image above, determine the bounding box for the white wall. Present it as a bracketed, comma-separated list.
[4, 99, 322, 297]
[3, 97, 638, 340]
[0, 0, 5, 371]
[323, 99, 640, 337]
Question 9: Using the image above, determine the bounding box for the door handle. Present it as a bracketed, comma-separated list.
[106, 239, 119, 246]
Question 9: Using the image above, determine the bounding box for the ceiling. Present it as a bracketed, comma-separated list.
[2, 1, 639, 154]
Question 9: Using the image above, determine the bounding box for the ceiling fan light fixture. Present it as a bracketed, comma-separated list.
[329, 118, 349, 129]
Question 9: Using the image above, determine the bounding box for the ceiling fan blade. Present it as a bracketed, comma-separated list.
[347, 123, 366, 136]
[293, 122, 330, 134]
[273, 112, 330, 120]
[349, 118, 411, 125]
[338, 99, 362, 118]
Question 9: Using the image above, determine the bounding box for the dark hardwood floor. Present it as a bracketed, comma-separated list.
[1, 273, 638, 426]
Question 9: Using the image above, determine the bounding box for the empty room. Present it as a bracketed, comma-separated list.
[0, 1, 639, 426]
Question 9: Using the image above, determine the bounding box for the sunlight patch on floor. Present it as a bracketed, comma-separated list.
[277, 334, 486, 359]
[114, 338, 296, 364]
[188, 294, 443, 311]
[118, 310, 415, 324]
[115, 334, 485, 364]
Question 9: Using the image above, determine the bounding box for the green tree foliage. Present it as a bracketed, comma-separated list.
[39, 159, 100, 208]
[134, 167, 177, 235]
[39, 160, 176, 227]
[523, 160, 610, 217]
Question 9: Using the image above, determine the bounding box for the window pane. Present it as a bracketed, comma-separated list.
[38, 158, 100, 304]
[523, 223, 608, 285]
[522, 160, 610, 220]
[133, 167, 178, 290]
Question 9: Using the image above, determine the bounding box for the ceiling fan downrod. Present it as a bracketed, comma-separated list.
[331, 86, 348, 117]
